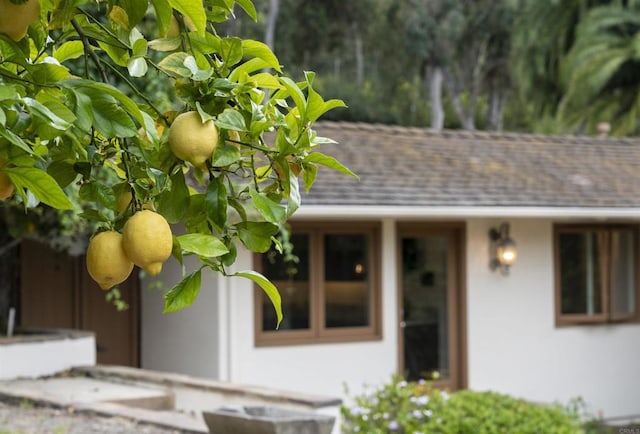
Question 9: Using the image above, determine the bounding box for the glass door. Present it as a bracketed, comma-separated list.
[398, 226, 462, 389]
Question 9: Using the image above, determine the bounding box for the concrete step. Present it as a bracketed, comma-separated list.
[0, 376, 208, 432]
[0, 377, 175, 410]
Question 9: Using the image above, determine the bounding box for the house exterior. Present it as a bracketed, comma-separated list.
[22, 122, 640, 420]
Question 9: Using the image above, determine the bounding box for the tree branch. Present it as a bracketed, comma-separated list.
[71, 18, 109, 84]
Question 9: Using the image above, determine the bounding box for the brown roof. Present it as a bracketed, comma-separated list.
[302, 122, 640, 208]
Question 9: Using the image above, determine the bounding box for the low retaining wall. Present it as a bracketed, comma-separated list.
[0, 329, 96, 380]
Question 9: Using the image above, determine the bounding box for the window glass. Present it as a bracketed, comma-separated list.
[610, 230, 636, 317]
[261, 234, 310, 331]
[324, 234, 370, 328]
[559, 231, 603, 315]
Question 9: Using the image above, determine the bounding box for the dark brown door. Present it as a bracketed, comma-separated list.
[398, 224, 465, 390]
[20, 239, 139, 366]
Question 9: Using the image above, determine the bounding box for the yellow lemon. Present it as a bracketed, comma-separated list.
[227, 130, 241, 149]
[86, 231, 134, 290]
[0, 173, 13, 200]
[0, 160, 14, 200]
[122, 210, 173, 276]
[168, 111, 218, 168]
[117, 190, 132, 213]
[0, 0, 41, 41]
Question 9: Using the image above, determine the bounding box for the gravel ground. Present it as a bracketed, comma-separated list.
[0, 401, 185, 434]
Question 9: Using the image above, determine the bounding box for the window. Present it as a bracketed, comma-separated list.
[255, 223, 381, 345]
[555, 225, 639, 325]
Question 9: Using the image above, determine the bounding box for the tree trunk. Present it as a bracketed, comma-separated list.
[428, 65, 444, 131]
[352, 22, 364, 87]
[443, 67, 475, 130]
[333, 56, 341, 80]
[264, 0, 279, 50]
[487, 86, 506, 131]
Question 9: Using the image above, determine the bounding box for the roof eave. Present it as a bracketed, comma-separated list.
[295, 205, 640, 220]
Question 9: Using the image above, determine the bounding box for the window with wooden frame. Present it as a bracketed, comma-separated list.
[255, 223, 381, 346]
[554, 225, 639, 325]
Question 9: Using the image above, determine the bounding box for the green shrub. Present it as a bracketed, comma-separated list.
[341, 377, 583, 433]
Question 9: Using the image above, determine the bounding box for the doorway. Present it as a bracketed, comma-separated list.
[398, 224, 465, 390]
[19, 239, 139, 366]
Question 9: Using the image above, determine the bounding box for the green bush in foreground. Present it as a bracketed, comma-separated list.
[341, 377, 583, 433]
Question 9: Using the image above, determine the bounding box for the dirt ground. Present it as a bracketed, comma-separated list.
[0, 400, 185, 434]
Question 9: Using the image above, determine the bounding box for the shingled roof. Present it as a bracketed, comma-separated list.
[301, 122, 640, 211]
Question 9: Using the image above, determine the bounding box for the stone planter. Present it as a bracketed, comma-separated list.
[0, 328, 96, 380]
[203, 406, 336, 434]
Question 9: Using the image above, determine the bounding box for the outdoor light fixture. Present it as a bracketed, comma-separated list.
[489, 223, 517, 275]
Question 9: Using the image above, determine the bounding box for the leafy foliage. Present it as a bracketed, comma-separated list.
[0, 0, 350, 322]
[341, 376, 585, 434]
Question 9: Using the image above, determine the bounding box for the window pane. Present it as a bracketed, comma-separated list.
[610, 230, 636, 317]
[324, 233, 371, 328]
[261, 234, 310, 331]
[559, 232, 603, 315]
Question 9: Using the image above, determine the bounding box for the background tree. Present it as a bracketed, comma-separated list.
[558, 3, 640, 135]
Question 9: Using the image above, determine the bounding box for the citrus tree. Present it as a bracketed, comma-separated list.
[0, 0, 352, 325]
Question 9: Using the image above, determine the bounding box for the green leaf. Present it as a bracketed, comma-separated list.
[79, 209, 110, 222]
[5, 167, 74, 209]
[234, 0, 257, 21]
[151, 0, 173, 36]
[23, 97, 70, 130]
[212, 143, 241, 167]
[234, 270, 282, 328]
[62, 79, 144, 126]
[171, 235, 184, 266]
[306, 86, 347, 123]
[176, 233, 228, 257]
[131, 31, 148, 57]
[287, 170, 300, 218]
[121, 0, 148, 28]
[68, 88, 93, 132]
[163, 270, 202, 313]
[157, 52, 193, 77]
[250, 189, 286, 223]
[195, 101, 215, 122]
[235, 221, 279, 253]
[27, 64, 71, 85]
[148, 37, 183, 52]
[229, 58, 270, 81]
[157, 169, 190, 223]
[79, 181, 117, 210]
[53, 41, 84, 63]
[241, 40, 281, 72]
[304, 152, 359, 179]
[168, 0, 207, 35]
[302, 162, 317, 193]
[279, 77, 307, 116]
[220, 37, 243, 69]
[215, 108, 246, 131]
[0, 125, 32, 154]
[204, 175, 228, 228]
[47, 161, 78, 188]
[86, 91, 137, 138]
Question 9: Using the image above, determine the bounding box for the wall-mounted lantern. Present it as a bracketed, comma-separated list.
[489, 223, 517, 275]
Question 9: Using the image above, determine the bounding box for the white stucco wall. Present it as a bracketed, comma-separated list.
[225, 218, 399, 399]
[141, 254, 221, 379]
[466, 218, 640, 418]
[138, 215, 640, 420]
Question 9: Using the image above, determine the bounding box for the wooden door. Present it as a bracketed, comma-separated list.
[20, 239, 139, 366]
